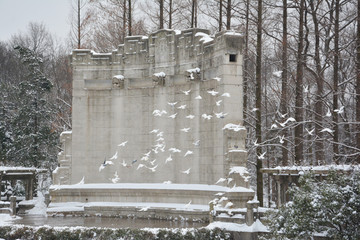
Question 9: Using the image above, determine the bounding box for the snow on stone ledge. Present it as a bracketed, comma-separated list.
[206, 219, 268, 233]
[186, 67, 200, 73]
[223, 123, 245, 132]
[229, 166, 250, 182]
[60, 130, 72, 137]
[195, 32, 213, 43]
[270, 164, 360, 172]
[224, 31, 243, 37]
[153, 72, 166, 78]
[113, 75, 124, 80]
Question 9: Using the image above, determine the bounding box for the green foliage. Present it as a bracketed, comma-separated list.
[0, 225, 232, 240]
[0, 45, 59, 168]
[267, 170, 360, 240]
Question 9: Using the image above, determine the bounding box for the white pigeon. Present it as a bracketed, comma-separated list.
[181, 168, 191, 174]
[152, 110, 167, 116]
[257, 152, 266, 160]
[277, 111, 288, 118]
[334, 106, 344, 114]
[303, 85, 309, 93]
[251, 108, 259, 112]
[150, 159, 157, 166]
[186, 114, 195, 119]
[169, 147, 181, 153]
[195, 95, 202, 100]
[180, 127, 191, 133]
[110, 151, 118, 160]
[149, 129, 159, 133]
[214, 112, 228, 119]
[147, 164, 158, 172]
[320, 128, 334, 134]
[139, 206, 150, 211]
[163, 181, 172, 184]
[118, 141, 128, 147]
[104, 160, 114, 165]
[207, 90, 219, 96]
[168, 102, 178, 107]
[215, 178, 227, 184]
[177, 104, 186, 109]
[271, 124, 278, 129]
[165, 155, 173, 163]
[213, 77, 221, 82]
[193, 140, 200, 146]
[253, 139, 259, 146]
[99, 164, 105, 172]
[279, 135, 285, 144]
[121, 160, 128, 167]
[156, 137, 164, 142]
[141, 155, 149, 161]
[157, 131, 164, 137]
[305, 128, 315, 135]
[201, 113, 213, 120]
[216, 100, 223, 106]
[168, 113, 178, 119]
[110, 171, 120, 183]
[278, 117, 296, 127]
[221, 92, 231, 97]
[182, 89, 191, 95]
[184, 200, 192, 208]
[137, 164, 145, 170]
[77, 176, 85, 185]
[215, 192, 225, 196]
[184, 150, 193, 157]
[326, 108, 332, 117]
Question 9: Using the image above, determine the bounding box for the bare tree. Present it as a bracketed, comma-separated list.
[357, 0, 360, 162]
[70, 0, 92, 49]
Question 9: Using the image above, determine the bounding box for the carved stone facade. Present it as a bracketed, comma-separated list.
[50, 29, 252, 217]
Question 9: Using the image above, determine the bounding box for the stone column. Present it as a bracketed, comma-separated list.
[10, 196, 16, 216]
[246, 200, 259, 226]
[275, 175, 281, 208]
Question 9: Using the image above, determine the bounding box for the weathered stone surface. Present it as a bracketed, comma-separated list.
[51, 29, 252, 215]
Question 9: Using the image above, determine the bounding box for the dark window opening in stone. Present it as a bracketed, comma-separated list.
[229, 54, 237, 62]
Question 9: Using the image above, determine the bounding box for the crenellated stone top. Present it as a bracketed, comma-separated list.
[71, 29, 242, 87]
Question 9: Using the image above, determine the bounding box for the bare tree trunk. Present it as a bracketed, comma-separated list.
[333, 0, 340, 163]
[123, 0, 127, 41]
[160, 0, 164, 29]
[256, 0, 263, 207]
[281, 0, 288, 166]
[191, 0, 197, 28]
[219, 0, 223, 31]
[128, 0, 132, 36]
[168, 0, 173, 29]
[226, 0, 231, 30]
[194, 0, 197, 28]
[295, 0, 305, 165]
[77, 0, 81, 48]
[243, 0, 249, 121]
[309, 0, 324, 165]
[357, 0, 360, 163]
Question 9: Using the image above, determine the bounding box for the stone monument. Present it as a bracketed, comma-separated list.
[50, 29, 254, 220]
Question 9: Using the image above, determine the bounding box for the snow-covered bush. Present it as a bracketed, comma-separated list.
[266, 170, 360, 239]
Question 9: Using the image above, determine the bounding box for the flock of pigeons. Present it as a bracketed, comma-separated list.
[97, 76, 237, 184]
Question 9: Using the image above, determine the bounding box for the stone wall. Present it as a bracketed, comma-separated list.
[54, 29, 247, 188]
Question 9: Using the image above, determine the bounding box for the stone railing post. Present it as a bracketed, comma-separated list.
[209, 202, 215, 223]
[10, 196, 16, 216]
[246, 200, 259, 226]
[45, 192, 50, 206]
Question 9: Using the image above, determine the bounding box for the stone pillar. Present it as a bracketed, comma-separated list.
[275, 175, 281, 208]
[246, 201, 259, 226]
[45, 193, 50, 207]
[10, 196, 16, 216]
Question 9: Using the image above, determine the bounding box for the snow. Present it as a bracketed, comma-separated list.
[50, 183, 238, 192]
[153, 72, 166, 78]
[113, 75, 124, 80]
[270, 164, 360, 172]
[26, 191, 47, 215]
[224, 31, 243, 37]
[195, 32, 213, 43]
[186, 67, 200, 73]
[0, 214, 21, 226]
[222, 123, 245, 132]
[174, 29, 182, 35]
[229, 166, 250, 182]
[206, 219, 268, 232]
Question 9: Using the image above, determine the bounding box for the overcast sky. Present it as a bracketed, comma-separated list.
[0, 0, 72, 42]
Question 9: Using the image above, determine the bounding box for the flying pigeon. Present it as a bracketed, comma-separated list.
[181, 168, 191, 174]
[186, 114, 195, 119]
[182, 89, 191, 95]
[118, 141, 128, 147]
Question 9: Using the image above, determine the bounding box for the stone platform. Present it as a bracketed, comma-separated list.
[48, 183, 254, 221]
